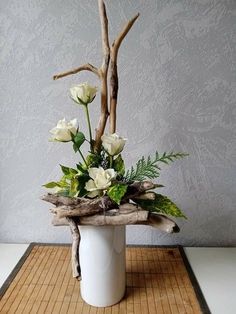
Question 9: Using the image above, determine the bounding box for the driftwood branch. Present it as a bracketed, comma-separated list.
[52, 211, 179, 234]
[53, 63, 100, 80]
[49, 196, 115, 218]
[109, 13, 139, 133]
[52, 0, 111, 152]
[94, 0, 110, 152]
[42, 181, 157, 208]
[41, 194, 83, 206]
[67, 218, 81, 279]
[133, 192, 156, 200]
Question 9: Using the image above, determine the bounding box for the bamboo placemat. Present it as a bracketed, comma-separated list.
[0, 244, 210, 313]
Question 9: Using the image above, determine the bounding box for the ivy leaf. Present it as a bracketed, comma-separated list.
[113, 154, 125, 176]
[43, 181, 61, 188]
[60, 165, 70, 175]
[135, 193, 187, 219]
[43, 178, 69, 189]
[86, 153, 102, 168]
[60, 165, 78, 178]
[107, 184, 128, 205]
[69, 178, 79, 197]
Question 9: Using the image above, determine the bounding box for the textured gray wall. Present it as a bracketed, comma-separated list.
[0, 0, 236, 245]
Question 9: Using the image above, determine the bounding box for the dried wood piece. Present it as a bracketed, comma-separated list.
[50, 202, 138, 219]
[79, 210, 149, 226]
[145, 213, 180, 233]
[133, 192, 156, 200]
[49, 196, 115, 218]
[52, 0, 111, 152]
[52, 216, 69, 226]
[67, 218, 81, 279]
[53, 63, 100, 80]
[41, 193, 82, 206]
[125, 181, 158, 200]
[52, 211, 179, 234]
[109, 13, 139, 133]
[94, 0, 110, 152]
[42, 181, 156, 208]
[119, 203, 140, 214]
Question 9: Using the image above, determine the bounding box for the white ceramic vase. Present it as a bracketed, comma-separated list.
[78, 225, 126, 307]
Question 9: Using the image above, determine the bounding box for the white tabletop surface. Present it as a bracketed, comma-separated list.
[185, 247, 236, 314]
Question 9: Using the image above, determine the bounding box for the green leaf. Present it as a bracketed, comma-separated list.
[60, 165, 70, 175]
[113, 154, 125, 176]
[73, 143, 78, 153]
[60, 165, 78, 179]
[43, 181, 61, 188]
[86, 153, 100, 167]
[73, 132, 85, 148]
[107, 184, 128, 205]
[76, 163, 87, 173]
[135, 193, 187, 219]
[69, 178, 79, 197]
[76, 173, 90, 197]
[57, 189, 70, 197]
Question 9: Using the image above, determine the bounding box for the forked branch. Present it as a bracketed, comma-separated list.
[109, 13, 139, 133]
[52, 0, 111, 152]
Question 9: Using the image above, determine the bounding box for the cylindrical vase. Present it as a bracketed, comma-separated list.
[78, 225, 126, 307]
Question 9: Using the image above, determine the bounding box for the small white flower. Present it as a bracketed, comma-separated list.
[70, 82, 97, 105]
[85, 167, 117, 198]
[49, 118, 77, 142]
[101, 133, 126, 156]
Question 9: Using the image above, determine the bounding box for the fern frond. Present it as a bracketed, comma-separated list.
[124, 151, 188, 182]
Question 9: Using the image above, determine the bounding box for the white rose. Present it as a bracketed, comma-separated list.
[101, 133, 126, 156]
[85, 167, 117, 198]
[49, 118, 77, 142]
[70, 82, 97, 105]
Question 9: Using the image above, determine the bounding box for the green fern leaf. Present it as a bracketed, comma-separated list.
[124, 151, 188, 182]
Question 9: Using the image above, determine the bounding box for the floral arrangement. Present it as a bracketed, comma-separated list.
[44, 81, 187, 219]
[41, 0, 189, 284]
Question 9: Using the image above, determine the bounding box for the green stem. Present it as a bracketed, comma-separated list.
[84, 104, 93, 152]
[78, 149, 88, 168]
[109, 155, 113, 168]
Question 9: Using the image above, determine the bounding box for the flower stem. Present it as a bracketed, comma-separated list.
[109, 155, 113, 168]
[78, 149, 88, 168]
[84, 104, 93, 152]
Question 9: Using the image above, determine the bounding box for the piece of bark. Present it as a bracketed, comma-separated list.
[67, 218, 81, 279]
